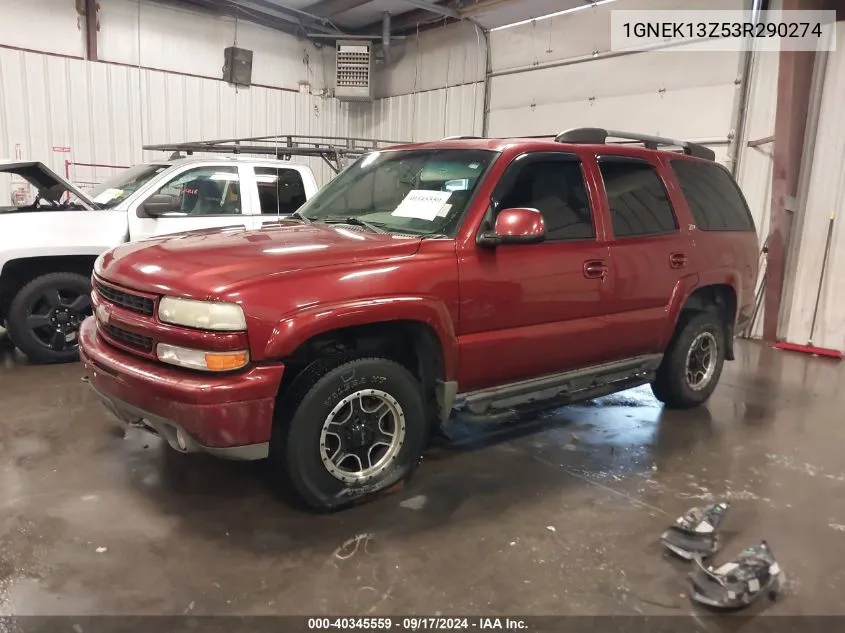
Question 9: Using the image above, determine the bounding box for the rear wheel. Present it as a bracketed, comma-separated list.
[651, 311, 726, 409]
[7, 272, 92, 364]
[273, 354, 428, 511]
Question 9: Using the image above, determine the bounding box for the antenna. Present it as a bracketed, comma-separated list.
[275, 135, 281, 223]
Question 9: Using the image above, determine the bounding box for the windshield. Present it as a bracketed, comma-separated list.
[296, 149, 496, 236]
[88, 163, 171, 208]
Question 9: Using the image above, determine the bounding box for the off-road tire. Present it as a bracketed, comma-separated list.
[651, 311, 726, 409]
[7, 272, 91, 364]
[272, 353, 428, 512]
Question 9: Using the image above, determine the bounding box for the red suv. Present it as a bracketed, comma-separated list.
[79, 128, 759, 511]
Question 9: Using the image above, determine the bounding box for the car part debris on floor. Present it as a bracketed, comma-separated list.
[659, 502, 785, 612]
[661, 502, 730, 560]
[689, 541, 784, 609]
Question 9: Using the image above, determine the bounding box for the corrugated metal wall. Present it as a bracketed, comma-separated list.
[0, 0, 351, 206]
[0, 47, 349, 203]
[362, 20, 486, 141]
[782, 21, 845, 354]
[350, 83, 484, 141]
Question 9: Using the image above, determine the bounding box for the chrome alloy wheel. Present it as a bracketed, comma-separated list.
[319, 389, 406, 483]
[685, 331, 718, 391]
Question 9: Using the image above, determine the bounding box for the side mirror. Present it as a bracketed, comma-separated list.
[478, 207, 546, 247]
[141, 194, 179, 217]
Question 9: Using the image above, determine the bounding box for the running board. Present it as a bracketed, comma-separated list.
[452, 354, 663, 415]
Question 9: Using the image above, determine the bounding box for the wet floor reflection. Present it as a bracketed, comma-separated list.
[3, 341, 845, 615]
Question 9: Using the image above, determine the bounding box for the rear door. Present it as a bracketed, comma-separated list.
[591, 154, 694, 358]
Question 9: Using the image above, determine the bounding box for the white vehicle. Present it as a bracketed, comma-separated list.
[0, 156, 319, 364]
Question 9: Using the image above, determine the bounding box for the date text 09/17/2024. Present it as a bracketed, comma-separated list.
[306, 618, 529, 631]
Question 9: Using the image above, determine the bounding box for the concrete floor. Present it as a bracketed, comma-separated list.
[2, 338, 845, 617]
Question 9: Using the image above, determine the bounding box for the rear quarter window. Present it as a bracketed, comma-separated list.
[670, 159, 755, 232]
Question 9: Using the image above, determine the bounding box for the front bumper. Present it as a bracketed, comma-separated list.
[78, 316, 285, 460]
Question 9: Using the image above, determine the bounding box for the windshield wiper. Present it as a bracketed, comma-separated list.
[320, 216, 388, 234]
[289, 209, 312, 223]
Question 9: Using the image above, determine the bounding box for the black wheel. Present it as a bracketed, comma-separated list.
[651, 311, 726, 409]
[273, 354, 428, 512]
[7, 272, 92, 364]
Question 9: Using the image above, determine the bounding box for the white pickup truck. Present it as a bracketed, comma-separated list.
[0, 156, 319, 364]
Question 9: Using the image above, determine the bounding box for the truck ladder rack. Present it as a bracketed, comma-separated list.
[553, 128, 716, 161]
[142, 134, 410, 173]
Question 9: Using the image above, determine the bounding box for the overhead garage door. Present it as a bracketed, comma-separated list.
[487, 0, 752, 166]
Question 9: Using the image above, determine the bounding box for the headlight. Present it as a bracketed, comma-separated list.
[156, 343, 249, 372]
[93, 252, 105, 276]
[158, 296, 246, 331]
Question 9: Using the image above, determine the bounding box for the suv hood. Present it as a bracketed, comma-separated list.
[0, 161, 98, 211]
[98, 221, 423, 299]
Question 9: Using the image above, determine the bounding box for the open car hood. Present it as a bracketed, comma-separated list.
[0, 161, 98, 210]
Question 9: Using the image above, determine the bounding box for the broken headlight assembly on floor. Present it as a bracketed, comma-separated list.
[661, 501, 730, 560]
[689, 541, 784, 609]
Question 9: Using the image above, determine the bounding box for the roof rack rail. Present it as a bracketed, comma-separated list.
[554, 127, 716, 161]
[441, 135, 485, 140]
[142, 134, 409, 173]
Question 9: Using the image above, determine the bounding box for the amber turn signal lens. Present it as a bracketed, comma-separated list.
[204, 351, 249, 371]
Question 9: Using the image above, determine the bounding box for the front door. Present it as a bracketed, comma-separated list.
[129, 164, 256, 240]
[456, 152, 613, 392]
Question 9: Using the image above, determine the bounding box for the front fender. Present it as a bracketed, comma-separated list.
[262, 295, 459, 382]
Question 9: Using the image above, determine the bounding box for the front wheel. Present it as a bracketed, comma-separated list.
[7, 272, 92, 364]
[274, 355, 429, 512]
[651, 311, 726, 409]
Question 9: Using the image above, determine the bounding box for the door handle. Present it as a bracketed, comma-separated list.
[669, 252, 688, 269]
[583, 259, 608, 280]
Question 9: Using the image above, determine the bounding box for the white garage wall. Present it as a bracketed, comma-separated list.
[353, 20, 486, 141]
[487, 0, 751, 165]
[98, 0, 333, 91]
[0, 0, 85, 58]
[782, 20, 845, 354]
[0, 0, 349, 205]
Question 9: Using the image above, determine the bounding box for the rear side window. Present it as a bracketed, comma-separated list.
[671, 160, 754, 231]
[255, 167, 306, 215]
[598, 158, 677, 238]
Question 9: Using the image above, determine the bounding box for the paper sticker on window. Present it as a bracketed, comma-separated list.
[392, 190, 452, 221]
[436, 203, 452, 218]
[93, 188, 124, 204]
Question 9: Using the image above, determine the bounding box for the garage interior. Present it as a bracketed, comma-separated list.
[3, 0, 845, 619]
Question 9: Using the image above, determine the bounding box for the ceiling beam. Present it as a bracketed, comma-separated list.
[303, 0, 375, 17]
[170, 0, 303, 36]
[401, 0, 459, 18]
[355, 4, 452, 33]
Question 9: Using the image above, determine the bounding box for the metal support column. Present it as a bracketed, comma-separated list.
[84, 0, 98, 62]
[761, 0, 825, 342]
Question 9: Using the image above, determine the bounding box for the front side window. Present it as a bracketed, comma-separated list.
[296, 149, 496, 236]
[255, 167, 307, 215]
[495, 157, 594, 241]
[598, 158, 677, 238]
[89, 163, 171, 208]
[146, 166, 242, 216]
